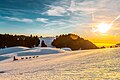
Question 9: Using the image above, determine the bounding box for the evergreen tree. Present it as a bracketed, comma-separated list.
[52, 34, 98, 50]
[0, 34, 40, 48]
[41, 40, 47, 47]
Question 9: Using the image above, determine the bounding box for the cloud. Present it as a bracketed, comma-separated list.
[2, 0, 119, 36]
[36, 18, 48, 23]
[67, 0, 97, 13]
[43, 6, 67, 16]
[4, 17, 33, 23]
[3, 16, 50, 23]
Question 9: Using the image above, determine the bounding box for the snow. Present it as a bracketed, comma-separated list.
[39, 37, 55, 47]
[0, 47, 119, 80]
[0, 46, 29, 55]
[0, 46, 30, 62]
[61, 48, 72, 51]
[16, 47, 66, 56]
[0, 46, 67, 62]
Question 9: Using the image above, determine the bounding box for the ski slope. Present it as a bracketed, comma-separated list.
[0, 48, 120, 80]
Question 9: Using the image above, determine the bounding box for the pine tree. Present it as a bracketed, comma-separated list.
[52, 34, 98, 50]
[41, 40, 47, 47]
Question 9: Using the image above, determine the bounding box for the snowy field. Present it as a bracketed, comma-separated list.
[0, 47, 120, 80]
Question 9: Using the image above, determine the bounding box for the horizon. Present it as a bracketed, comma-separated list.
[0, 33, 117, 47]
[0, 0, 120, 46]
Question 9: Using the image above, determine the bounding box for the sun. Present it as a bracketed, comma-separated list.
[97, 23, 111, 33]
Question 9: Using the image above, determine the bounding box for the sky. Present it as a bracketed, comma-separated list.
[0, 0, 120, 45]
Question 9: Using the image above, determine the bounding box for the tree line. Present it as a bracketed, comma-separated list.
[0, 33, 99, 51]
[0, 34, 40, 48]
[52, 34, 98, 50]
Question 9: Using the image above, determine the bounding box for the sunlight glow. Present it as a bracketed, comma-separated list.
[97, 23, 111, 33]
[70, 34, 79, 40]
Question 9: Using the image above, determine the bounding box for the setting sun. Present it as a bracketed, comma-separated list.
[97, 23, 111, 33]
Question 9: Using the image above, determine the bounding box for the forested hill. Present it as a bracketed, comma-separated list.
[52, 34, 98, 50]
[0, 34, 40, 48]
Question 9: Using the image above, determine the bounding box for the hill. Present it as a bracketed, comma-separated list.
[52, 34, 98, 50]
[0, 46, 67, 62]
[0, 47, 119, 80]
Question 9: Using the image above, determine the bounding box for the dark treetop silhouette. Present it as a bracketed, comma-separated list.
[52, 34, 98, 50]
[0, 34, 40, 48]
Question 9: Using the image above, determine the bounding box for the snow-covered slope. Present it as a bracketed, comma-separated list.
[39, 37, 55, 47]
[0, 46, 30, 62]
[14, 47, 66, 56]
[0, 48, 119, 80]
[0, 46, 29, 55]
[0, 47, 67, 62]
